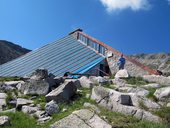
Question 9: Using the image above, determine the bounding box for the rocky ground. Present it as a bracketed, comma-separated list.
[0, 69, 170, 128]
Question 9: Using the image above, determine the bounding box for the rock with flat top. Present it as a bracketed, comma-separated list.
[22, 105, 39, 114]
[4, 81, 24, 88]
[16, 98, 33, 109]
[79, 76, 95, 88]
[127, 87, 149, 97]
[22, 79, 49, 95]
[143, 75, 170, 85]
[115, 69, 129, 78]
[89, 76, 110, 86]
[91, 86, 161, 122]
[154, 86, 170, 100]
[46, 81, 77, 102]
[111, 78, 127, 87]
[50, 109, 112, 128]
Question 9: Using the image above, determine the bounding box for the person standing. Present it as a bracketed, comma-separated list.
[117, 54, 126, 70]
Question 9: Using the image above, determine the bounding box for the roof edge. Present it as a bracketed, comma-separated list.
[69, 28, 83, 35]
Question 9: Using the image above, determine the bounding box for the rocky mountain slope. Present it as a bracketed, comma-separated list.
[0, 69, 170, 128]
[129, 53, 170, 75]
[0, 40, 31, 65]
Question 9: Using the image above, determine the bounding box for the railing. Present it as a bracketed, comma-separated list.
[75, 31, 159, 75]
[94, 68, 110, 76]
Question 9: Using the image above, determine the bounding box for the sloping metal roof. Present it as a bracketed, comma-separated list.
[0, 35, 105, 77]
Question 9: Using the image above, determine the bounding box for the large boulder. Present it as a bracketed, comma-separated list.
[115, 69, 129, 78]
[0, 81, 24, 92]
[91, 86, 161, 122]
[91, 86, 110, 103]
[0, 116, 10, 126]
[154, 86, 170, 100]
[22, 79, 49, 95]
[0, 83, 15, 91]
[111, 78, 127, 87]
[45, 100, 59, 116]
[127, 87, 149, 97]
[65, 79, 81, 88]
[143, 75, 170, 85]
[79, 76, 95, 88]
[0, 93, 7, 110]
[130, 94, 160, 110]
[89, 76, 110, 86]
[30, 69, 48, 80]
[4, 81, 25, 88]
[46, 81, 77, 102]
[109, 101, 160, 122]
[50, 109, 112, 128]
[45, 77, 62, 90]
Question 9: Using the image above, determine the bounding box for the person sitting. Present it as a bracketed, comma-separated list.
[117, 54, 126, 70]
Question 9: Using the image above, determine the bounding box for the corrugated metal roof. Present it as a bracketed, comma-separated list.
[0, 35, 105, 77]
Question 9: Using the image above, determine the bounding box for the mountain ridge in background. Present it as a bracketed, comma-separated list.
[129, 53, 170, 76]
[0, 40, 31, 65]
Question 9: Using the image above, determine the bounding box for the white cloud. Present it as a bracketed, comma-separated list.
[168, 0, 170, 5]
[99, 0, 150, 12]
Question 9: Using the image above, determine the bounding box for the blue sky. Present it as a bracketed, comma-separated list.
[0, 0, 169, 55]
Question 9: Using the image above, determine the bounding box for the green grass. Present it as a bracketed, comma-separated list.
[0, 112, 37, 128]
[18, 94, 46, 110]
[5, 90, 19, 109]
[6, 91, 13, 109]
[138, 100, 149, 111]
[33, 95, 46, 110]
[146, 88, 158, 102]
[154, 106, 170, 127]
[123, 77, 149, 86]
[109, 74, 115, 79]
[146, 85, 168, 102]
[0, 77, 21, 82]
[98, 105, 167, 128]
[128, 121, 168, 128]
